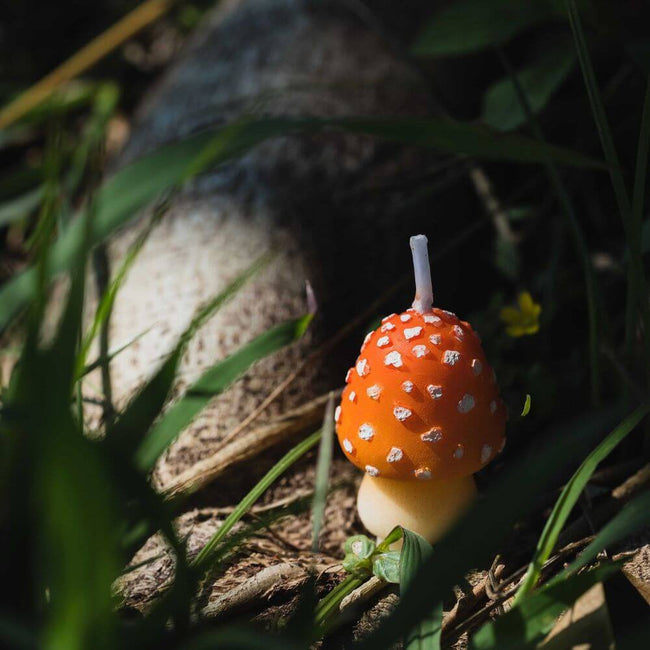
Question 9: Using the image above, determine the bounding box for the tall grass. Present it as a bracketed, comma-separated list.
[1, 1, 650, 648]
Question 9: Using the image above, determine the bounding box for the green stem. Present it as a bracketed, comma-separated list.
[497, 47, 601, 404]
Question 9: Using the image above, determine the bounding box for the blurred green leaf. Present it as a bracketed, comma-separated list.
[0, 114, 607, 333]
[483, 42, 576, 131]
[413, 0, 558, 57]
[311, 392, 335, 551]
[555, 490, 650, 580]
[136, 313, 312, 471]
[470, 563, 621, 650]
[330, 117, 605, 168]
[522, 394, 532, 416]
[400, 530, 441, 650]
[0, 187, 42, 228]
[515, 402, 649, 602]
[353, 406, 621, 650]
[107, 255, 269, 460]
[181, 626, 304, 650]
[567, 0, 650, 366]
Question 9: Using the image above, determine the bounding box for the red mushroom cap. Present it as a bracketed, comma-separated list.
[336, 307, 506, 481]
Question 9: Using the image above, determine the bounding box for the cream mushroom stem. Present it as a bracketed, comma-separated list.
[356, 472, 477, 545]
[410, 234, 433, 313]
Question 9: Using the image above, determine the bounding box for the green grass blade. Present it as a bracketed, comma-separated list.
[80, 327, 151, 378]
[496, 47, 603, 404]
[311, 392, 336, 551]
[412, 0, 556, 57]
[136, 313, 312, 471]
[192, 430, 321, 572]
[401, 530, 441, 650]
[329, 117, 605, 168]
[482, 42, 576, 132]
[470, 563, 622, 650]
[0, 118, 287, 332]
[631, 78, 650, 391]
[106, 255, 269, 456]
[555, 489, 650, 580]
[0, 186, 42, 227]
[76, 208, 158, 378]
[352, 406, 620, 650]
[514, 402, 650, 602]
[567, 0, 650, 357]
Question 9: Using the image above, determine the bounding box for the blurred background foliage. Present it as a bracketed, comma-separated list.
[0, 0, 649, 648]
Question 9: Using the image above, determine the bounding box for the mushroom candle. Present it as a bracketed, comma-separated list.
[335, 235, 506, 543]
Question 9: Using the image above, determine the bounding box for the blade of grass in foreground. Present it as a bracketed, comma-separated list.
[107, 255, 270, 457]
[412, 0, 556, 57]
[470, 562, 621, 650]
[192, 429, 321, 572]
[496, 47, 602, 405]
[311, 392, 336, 551]
[514, 402, 649, 603]
[0, 113, 605, 334]
[567, 0, 650, 362]
[552, 489, 650, 581]
[353, 406, 620, 650]
[401, 530, 441, 650]
[136, 313, 313, 471]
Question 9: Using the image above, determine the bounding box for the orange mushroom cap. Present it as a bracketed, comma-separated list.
[335, 307, 506, 481]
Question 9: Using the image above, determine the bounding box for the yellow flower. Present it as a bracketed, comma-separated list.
[500, 292, 541, 337]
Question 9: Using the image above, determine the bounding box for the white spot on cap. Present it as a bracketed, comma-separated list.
[453, 445, 464, 459]
[427, 385, 443, 400]
[400, 313, 412, 322]
[443, 350, 461, 366]
[490, 400, 497, 414]
[453, 325, 465, 341]
[349, 391, 356, 402]
[366, 384, 382, 400]
[481, 444, 492, 464]
[401, 380, 414, 393]
[458, 394, 475, 413]
[393, 406, 412, 421]
[345, 369, 352, 383]
[342, 438, 354, 454]
[382, 313, 396, 323]
[442, 310, 455, 318]
[471, 359, 483, 375]
[421, 427, 442, 443]
[356, 358, 370, 377]
[381, 322, 395, 332]
[358, 423, 374, 440]
[363, 332, 373, 347]
[429, 334, 441, 345]
[384, 350, 403, 368]
[334, 406, 341, 423]
[499, 438, 506, 453]
[423, 314, 441, 325]
[377, 335, 390, 348]
[365, 465, 380, 477]
[412, 344, 428, 358]
[404, 326, 422, 340]
[415, 468, 432, 480]
[387, 447, 403, 463]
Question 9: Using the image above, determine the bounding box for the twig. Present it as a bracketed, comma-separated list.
[339, 576, 387, 612]
[162, 391, 341, 497]
[200, 563, 307, 619]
